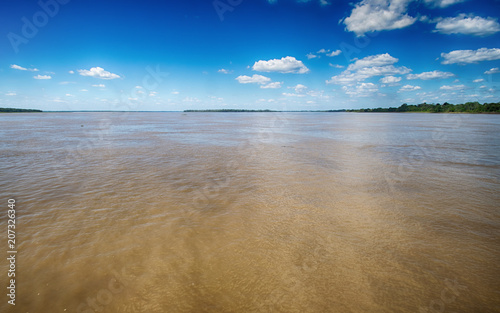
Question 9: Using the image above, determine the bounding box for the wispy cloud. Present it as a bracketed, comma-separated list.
[260, 82, 282, 89]
[440, 84, 467, 90]
[282, 92, 306, 97]
[309, 49, 341, 59]
[236, 74, 272, 84]
[329, 63, 345, 69]
[399, 84, 421, 91]
[380, 76, 402, 84]
[342, 82, 379, 97]
[34, 75, 52, 80]
[484, 67, 500, 74]
[218, 69, 233, 74]
[441, 48, 500, 64]
[268, 0, 330, 6]
[407, 70, 455, 80]
[434, 14, 500, 36]
[325, 49, 341, 57]
[11, 64, 39, 71]
[424, 0, 466, 8]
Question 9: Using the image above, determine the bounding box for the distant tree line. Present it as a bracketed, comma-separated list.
[184, 103, 500, 113]
[347, 102, 500, 113]
[183, 109, 350, 112]
[0, 107, 42, 113]
[184, 109, 277, 112]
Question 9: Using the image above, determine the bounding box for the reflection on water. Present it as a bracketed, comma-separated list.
[0, 112, 499, 312]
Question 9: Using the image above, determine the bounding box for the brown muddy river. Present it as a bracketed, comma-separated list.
[0, 112, 499, 312]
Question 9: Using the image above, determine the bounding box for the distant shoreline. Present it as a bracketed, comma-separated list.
[183, 109, 348, 113]
[2, 101, 499, 114]
[0, 108, 42, 113]
[184, 102, 500, 114]
[3, 111, 499, 114]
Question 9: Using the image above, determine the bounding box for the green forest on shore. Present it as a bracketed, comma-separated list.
[347, 101, 500, 113]
[0, 108, 43, 113]
[184, 102, 500, 113]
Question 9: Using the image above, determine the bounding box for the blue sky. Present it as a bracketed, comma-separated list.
[1, 0, 499, 111]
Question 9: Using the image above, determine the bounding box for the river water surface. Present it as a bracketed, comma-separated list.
[0, 112, 499, 312]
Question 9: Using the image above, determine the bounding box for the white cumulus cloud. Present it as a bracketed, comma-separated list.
[92, 84, 106, 88]
[78, 67, 120, 79]
[236, 74, 272, 84]
[441, 48, 500, 64]
[407, 70, 455, 80]
[342, 0, 416, 36]
[473, 79, 484, 83]
[434, 14, 500, 36]
[328, 53, 411, 84]
[291, 84, 308, 93]
[253, 56, 309, 74]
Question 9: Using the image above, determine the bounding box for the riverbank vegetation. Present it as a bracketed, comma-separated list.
[347, 102, 500, 113]
[184, 109, 277, 112]
[184, 102, 499, 113]
[0, 108, 43, 113]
